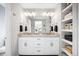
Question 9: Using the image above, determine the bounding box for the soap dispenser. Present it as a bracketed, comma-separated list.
[25, 26, 27, 31]
[20, 25, 23, 32]
[54, 23, 58, 32]
[50, 26, 53, 32]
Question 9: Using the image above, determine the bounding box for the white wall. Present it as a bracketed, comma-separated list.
[10, 4, 23, 56]
[0, 3, 23, 56]
[0, 5, 5, 47]
[51, 4, 61, 55]
[0, 3, 13, 56]
[0, 4, 13, 56]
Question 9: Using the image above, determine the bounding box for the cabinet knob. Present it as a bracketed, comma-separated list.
[24, 42, 27, 46]
[50, 42, 53, 47]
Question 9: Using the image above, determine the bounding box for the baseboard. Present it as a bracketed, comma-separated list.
[19, 55, 58, 56]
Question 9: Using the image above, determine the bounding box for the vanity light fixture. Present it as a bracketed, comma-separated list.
[42, 12, 54, 16]
[50, 12, 54, 16]
[24, 12, 28, 16]
[27, 12, 32, 16]
[42, 12, 47, 16]
[31, 12, 36, 16]
[24, 11, 54, 17]
[24, 12, 36, 17]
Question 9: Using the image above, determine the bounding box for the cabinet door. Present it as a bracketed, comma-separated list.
[18, 37, 34, 55]
[44, 37, 59, 55]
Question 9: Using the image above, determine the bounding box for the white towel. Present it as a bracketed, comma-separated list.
[0, 46, 5, 53]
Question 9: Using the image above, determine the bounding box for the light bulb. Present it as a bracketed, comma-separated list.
[42, 12, 47, 16]
[24, 12, 28, 16]
[31, 12, 36, 16]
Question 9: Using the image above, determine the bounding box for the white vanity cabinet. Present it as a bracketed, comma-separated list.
[44, 37, 59, 55]
[18, 37, 34, 55]
[18, 36, 59, 55]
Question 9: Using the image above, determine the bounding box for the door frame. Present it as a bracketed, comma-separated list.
[0, 4, 12, 56]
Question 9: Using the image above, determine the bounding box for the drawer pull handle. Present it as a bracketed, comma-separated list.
[37, 43, 40, 45]
[24, 43, 27, 46]
[37, 50, 41, 52]
[50, 43, 53, 47]
[37, 39, 40, 40]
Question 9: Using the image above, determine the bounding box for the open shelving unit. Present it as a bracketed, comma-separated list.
[62, 39, 72, 45]
[61, 3, 73, 56]
[62, 18, 72, 22]
[61, 3, 78, 56]
[62, 4, 72, 14]
[62, 29, 72, 32]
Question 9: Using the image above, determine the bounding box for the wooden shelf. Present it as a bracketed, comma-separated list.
[62, 48, 72, 56]
[62, 18, 72, 22]
[62, 39, 72, 45]
[62, 4, 72, 14]
[62, 29, 72, 32]
[61, 3, 73, 56]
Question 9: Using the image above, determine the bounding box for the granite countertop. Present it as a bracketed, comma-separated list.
[18, 32, 60, 37]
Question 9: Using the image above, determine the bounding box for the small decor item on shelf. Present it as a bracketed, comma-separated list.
[64, 12, 72, 20]
[64, 34, 72, 42]
[64, 23, 72, 29]
[65, 45, 72, 54]
[20, 25, 23, 32]
[64, 24, 69, 29]
[69, 23, 72, 29]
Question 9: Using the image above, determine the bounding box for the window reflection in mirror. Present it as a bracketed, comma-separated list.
[34, 21, 42, 33]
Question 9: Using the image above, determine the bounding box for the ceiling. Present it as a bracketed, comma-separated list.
[20, 3, 59, 9]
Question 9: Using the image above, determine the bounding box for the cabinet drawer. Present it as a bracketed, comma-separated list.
[33, 42, 44, 48]
[18, 37, 59, 55]
[33, 48, 44, 55]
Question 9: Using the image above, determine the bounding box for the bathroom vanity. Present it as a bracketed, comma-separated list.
[18, 6, 60, 56]
[18, 33, 59, 55]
